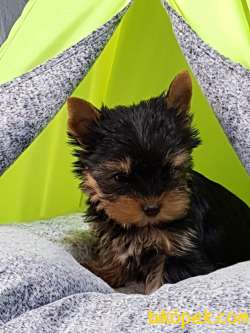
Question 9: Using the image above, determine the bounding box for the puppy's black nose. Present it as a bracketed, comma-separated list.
[143, 204, 160, 217]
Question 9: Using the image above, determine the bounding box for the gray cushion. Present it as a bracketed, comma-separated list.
[0, 216, 249, 332]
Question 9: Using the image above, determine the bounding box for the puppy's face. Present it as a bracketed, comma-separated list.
[67, 71, 200, 227]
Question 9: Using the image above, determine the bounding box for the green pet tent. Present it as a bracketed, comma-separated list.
[0, 0, 249, 224]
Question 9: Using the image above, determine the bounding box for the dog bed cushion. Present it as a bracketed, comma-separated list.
[0, 215, 249, 332]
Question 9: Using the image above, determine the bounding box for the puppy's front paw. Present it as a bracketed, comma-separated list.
[84, 258, 128, 288]
[145, 255, 165, 294]
[145, 274, 163, 294]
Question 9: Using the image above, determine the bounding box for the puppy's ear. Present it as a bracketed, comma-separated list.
[165, 70, 192, 115]
[67, 97, 99, 143]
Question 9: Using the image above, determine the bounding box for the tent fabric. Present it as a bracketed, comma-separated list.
[0, 219, 249, 332]
[0, 0, 28, 46]
[163, 1, 250, 174]
[0, 3, 249, 332]
[0, 0, 249, 225]
[0, 0, 132, 84]
[0, 3, 131, 176]
[167, 0, 250, 70]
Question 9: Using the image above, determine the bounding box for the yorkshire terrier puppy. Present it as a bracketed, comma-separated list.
[67, 71, 250, 294]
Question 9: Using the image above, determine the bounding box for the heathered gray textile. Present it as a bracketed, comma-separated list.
[0, 3, 131, 176]
[0, 0, 28, 46]
[13, 213, 92, 266]
[0, 226, 112, 327]
[0, 216, 249, 332]
[13, 213, 86, 243]
[162, 1, 250, 174]
[12, 214, 146, 294]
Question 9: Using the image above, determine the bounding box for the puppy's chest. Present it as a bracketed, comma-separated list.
[109, 227, 195, 264]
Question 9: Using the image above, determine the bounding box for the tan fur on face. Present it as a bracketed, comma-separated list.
[103, 158, 131, 174]
[83, 173, 144, 223]
[102, 189, 189, 227]
[159, 189, 190, 222]
[100, 196, 145, 226]
[83, 171, 189, 226]
[83, 173, 103, 204]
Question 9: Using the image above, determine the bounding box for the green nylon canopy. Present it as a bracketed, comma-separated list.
[0, 0, 249, 223]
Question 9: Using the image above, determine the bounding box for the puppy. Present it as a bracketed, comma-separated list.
[67, 70, 250, 294]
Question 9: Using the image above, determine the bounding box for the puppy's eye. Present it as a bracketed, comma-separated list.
[112, 172, 129, 183]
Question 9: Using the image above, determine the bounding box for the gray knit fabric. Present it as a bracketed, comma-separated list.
[0, 0, 28, 46]
[0, 3, 131, 176]
[0, 226, 112, 326]
[0, 217, 249, 332]
[12, 213, 92, 266]
[1, 0, 249, 175]
[162, 1, 250, 174]
[12, 213, 86, 243]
